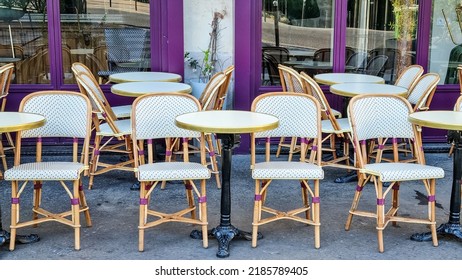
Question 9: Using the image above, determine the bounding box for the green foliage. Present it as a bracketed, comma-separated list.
[0, 0, 29, 9]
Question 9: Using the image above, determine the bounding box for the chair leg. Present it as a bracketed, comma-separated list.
[72, 180, 81, 250]
[88, 135, 102, 189]
[185, 180, 196, 220]
[252, 179, 262, 248]
[9, 180, 19, 251]
[288, 137, 297, 162]
[0, 136, 7, 171]
[78, 179, 92, 227]
[300, 181, 311, 221]
[429, 179, 438, 247]
[376, 180, 385, 253]
[206, 134, 221, 189]
[345, 175, 366, 230]
[313, 179, 320, 249]
[32, 180, 42, 227]
[391, 182, 400, 227]
[199, 179, 208, 248]
[276, 137, 285, 158]
[138, 181, 147, 252]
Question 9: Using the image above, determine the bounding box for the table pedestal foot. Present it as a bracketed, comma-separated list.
[0, 229, 40, 245]
[190, 227, 263, 258]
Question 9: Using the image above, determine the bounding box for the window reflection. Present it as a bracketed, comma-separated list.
[60, 0, 151, 84]
[262, 0, 334, 85]
[0, 1, 49, 84]
[429, 1, 462, 85]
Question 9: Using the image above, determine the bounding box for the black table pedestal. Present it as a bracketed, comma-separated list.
[190, 133, 262, 258]
[411, 130, 462, 242]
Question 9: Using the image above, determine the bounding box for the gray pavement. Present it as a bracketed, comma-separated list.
[0, 148, 461, 260]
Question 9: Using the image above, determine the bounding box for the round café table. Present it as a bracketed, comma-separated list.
[111, 82, 192, 97]
[408, 111, 462, 242]
[314, 73, 385, 85]
[108, 72, 182, 83]
[175, 110, 279, 258]
[0, 112, 46, 246]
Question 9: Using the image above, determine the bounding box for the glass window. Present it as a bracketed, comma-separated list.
[261, 0, 335, 85]
[60, 0, 151, 84]
[0, 0, 49, 84]
[429, 1, 462, 85]
[346, 0, 418, 84]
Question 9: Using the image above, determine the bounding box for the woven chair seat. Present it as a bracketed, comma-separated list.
[331, 109, 342, 118]
[363, 162, 444, 182]
[321, 117, 351, 133]
[97, 104, 132, 120]
[97, 119, 131, 137]
[138, 162, 211, 181]
[253, 161, 324, 180]
[4, 162, 85, 181]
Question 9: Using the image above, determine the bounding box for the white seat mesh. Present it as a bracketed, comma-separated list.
[363, 162, 444, 182]
[137, 162, 210, 181]
[4, 162, 85, 180]
[253, 161, 324, 180]
[321, 117, 351, 133]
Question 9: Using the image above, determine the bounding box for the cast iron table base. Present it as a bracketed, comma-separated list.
[190, 133, 260, 258]
[411, 130, 462, 243]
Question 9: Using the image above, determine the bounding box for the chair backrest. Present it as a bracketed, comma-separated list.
[346, 51, 368, 70]
[262, 52, 282, 85]
[348, 94, 419, 167]
[17, 90, 92, 166]
[262, 46, 290, 64]
[131, 93, 204, 166]
[300, 71, 340, 126]
[251, 92, 322, 164]
[455, 94, 462, 111]
[458, 66, 462, 94]
[394, 64, 424, 90]
[214, 65, 235, 110]
[74, 72, 121, 134]
[198, 72, 227, 111]
[406, 73, 440, 111]
[0, 63, 14, 100]
[364, 54, 388, 76]
[278, 64, 304, 93]
[313, 48, 331, 62]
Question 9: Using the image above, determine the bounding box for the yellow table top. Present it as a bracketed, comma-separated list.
[314, 73, 385, 85]
[330, 83, 408, 98]
[111, 82, 192, 97]
[408, 111, 462, 131]
[175, 110, 279, 134]
[108, 72, 182, 83]
[0, 112, 45, 133]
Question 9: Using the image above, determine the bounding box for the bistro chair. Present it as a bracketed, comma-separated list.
[74, 72, 134, 189]
[71, 62, 132, 120]
[346, 94, 444, 253]
[0, 63, 15, 175]
[275, 65, 305, 161]
[4, 90, 93, 251]
[300, 72, 354, 171]
[170, 71, 227, 189]
[363, 54, 388, 77]
[214, 65, 235, 111]
[131, 93, 210, 252]
[250, 92, 323, 249]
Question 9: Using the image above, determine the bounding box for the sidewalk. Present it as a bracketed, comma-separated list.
[0, 151, 460, 260]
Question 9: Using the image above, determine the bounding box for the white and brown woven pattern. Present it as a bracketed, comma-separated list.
[363, 162, 444, 182]
[406, 73, 439, 109]
[138, 162, 210, 181]
[278, 65, 304, 93]
[21, 92, 90, 138]
[5, 162, 85, 180]
[395, 65, 423, 90]
[253, 161, 323, 180]
[254, 94, 319, 138]
[349, 95, 414, 141]
[132, 94, 201, 140]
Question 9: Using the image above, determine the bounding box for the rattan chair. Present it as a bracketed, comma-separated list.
[74, 72, 134, 189]
[300, 72, 354, 171]
[4, 90, 93, 251]
[346, 94, 445, 253]
[131, 93, 210, 252]
[72, 62, 132, 120]
[250, 92, 323, 249]
[394, 64, 424, 91]
[0, 63, 15, 176]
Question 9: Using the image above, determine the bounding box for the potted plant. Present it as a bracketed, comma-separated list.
[185, 11, 225, 99]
